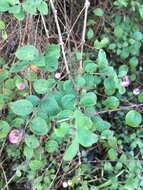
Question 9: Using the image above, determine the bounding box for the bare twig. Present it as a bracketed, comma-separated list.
[65, 6, 85, 45]
[93, 103, 143, 116]
[79, 0, 90, 73]
[41, 14, 49, 39]
[1, 172, 16, 190]
[48, 159, 63, 190]
[34, 15, 40, 46]
[0, 164, 9, 190]
[49, 0, 70, 76]
[0, 139, 6, 158]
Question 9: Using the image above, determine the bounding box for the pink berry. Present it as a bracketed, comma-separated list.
[55, 72, 61, 79]
[8, 129, 23, 144]
[62, 182, 68, 188]
[17, 82, 26, 90]
[133, 88, 140, 95]
[122, 76, 130, 87]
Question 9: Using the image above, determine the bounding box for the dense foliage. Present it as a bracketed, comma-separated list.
[0, 0, 143, 189]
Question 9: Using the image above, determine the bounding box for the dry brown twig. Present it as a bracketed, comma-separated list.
[94, 103, 143, 115]
[49, 0, 70, 76]
[41, 14, 49, 39]
[0, 164, 9, 190]
[79, 0, 90, 73]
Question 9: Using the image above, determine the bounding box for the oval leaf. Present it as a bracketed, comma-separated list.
[0, 120, 10, 139]
[25, 135, 39, 149]
[64, 136, 79, 161]
[78, 127, 98, 147]
[10, 99, 33, 116]
[125, 110, 142, 128]
[33, 79, 49, 94]
[80, 92, 97, 107]
[16, 45, 39, 61]
[30, 117, 49, 135]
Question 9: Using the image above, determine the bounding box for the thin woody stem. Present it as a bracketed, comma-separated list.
[49, 0, 70, 76]
[93, 103, 143, 115]
[41, 14, 49, 39]
[79, 0, 90, 73]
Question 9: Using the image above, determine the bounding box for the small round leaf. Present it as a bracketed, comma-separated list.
[25, 135, 39, 149]
[16, 45, 39, 61]
[10, 99, 33, 116]
[0, 120, 10, 139]
[30, 117, 49, 135]
[33, 79, 49, 94]
[125, 110, 142, 128]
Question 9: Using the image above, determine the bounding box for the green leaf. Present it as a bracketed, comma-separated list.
[0, 120, 10, 139]
[23, 0, 37, 15]
[84, 63, 97, 73]
[120, 48, 129, 59]
[24, 146, 33, 159]
[40, 95, 60, 116]
[45, 44, 60, 72]
[129, 57, 138, 69]
[101, 129, 113, 139]
[80, 92, 97, 107]
[56, 110, 73, 121]
[26, 95, 40, 106]
[0, 1, 9, 12]
[138, 91, 143, 102]
[29, 160, 43, 171]
[125, 110, 142, 128]
[83, 74, 101, 89]
[33, 79, 49, 94]
[138, 5, 143, 19]
[11, 118, 25, 128]
[61, 94, 76, 110]
[8, 4, 21, 14]
[30, 117, 49, 135]
[75, 51, 82, 61]
[0, 70, 9, 83]
[129, 42, 141, 56]
[54, 122, 70, 138]
[25, 135, 39, 149]
[64, 135, 79, 161]
[101, 66, 115, 77]
[6, 0, 19, 5]
[38, 1, 48, 15]
[104, 77, 116, 95]
[75, 76, 86, 87]
[45, 140, 58, 153]
[114, 0, 128, 7]
[93, 8, 104, 17]
[94, 37, 109, 49]
[104, 162, 113, 172]
[10, 61, 29, 73]
[103, 96, 120, 109]
[14, 7, 25, 20]
[75, 110, 93, 129]
[78, 127, 98, 147]
[97, 49, 108, 68]
[94, 116, 111, 132]
[108, 148, 118, 161]
[87, 28, 94, 39]
[32, 55, 45, 67]
[0, 20, 5, 30]
[16, 45, 39, 61]
[132, 31, 143, 41]
[118, 65, 128, 77]
[10, 99, 33, 116]
[114, 26, 123, 39]
[0, 57, 6, 66]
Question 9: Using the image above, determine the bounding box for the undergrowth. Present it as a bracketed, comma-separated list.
[0, 0, 143, 190]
